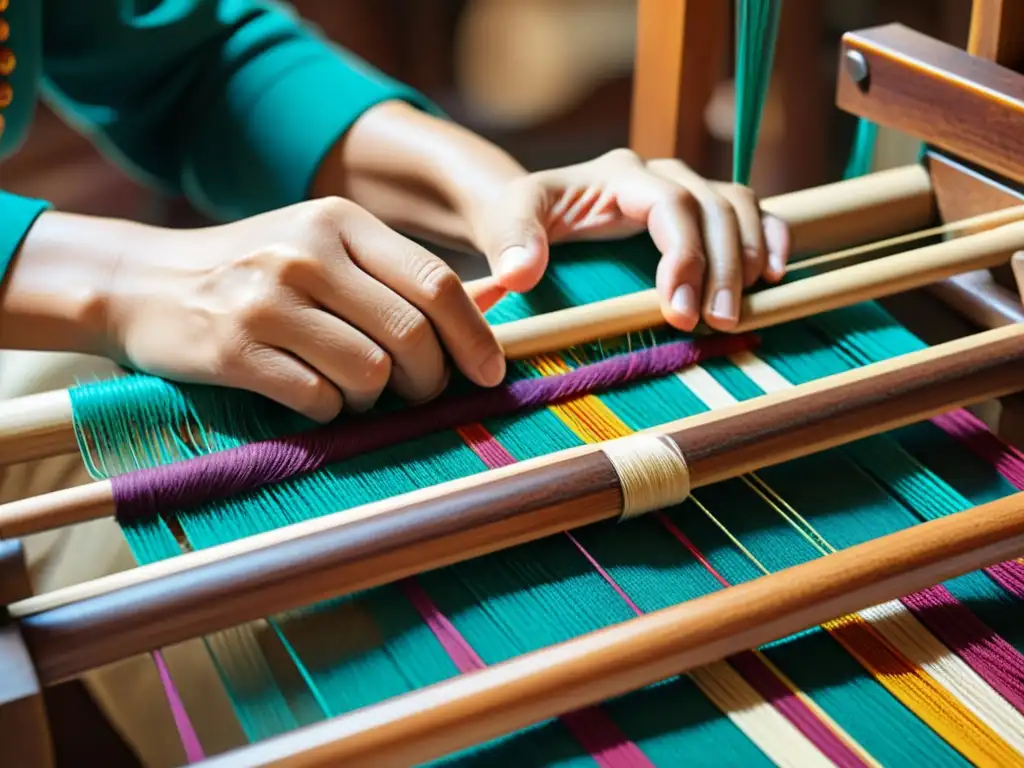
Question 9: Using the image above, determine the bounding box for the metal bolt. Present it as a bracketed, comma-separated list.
[844, 49, 870, 91]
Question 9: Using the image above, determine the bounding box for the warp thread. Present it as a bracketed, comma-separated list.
[112, 335, 756, 522]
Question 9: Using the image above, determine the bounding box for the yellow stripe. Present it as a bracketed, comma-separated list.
[530, 353, 872, 766]
[726, 353, 1024, 766]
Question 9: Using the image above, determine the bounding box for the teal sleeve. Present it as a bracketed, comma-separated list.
[40, 0, 440, 222]
[0, 192, 51, 286]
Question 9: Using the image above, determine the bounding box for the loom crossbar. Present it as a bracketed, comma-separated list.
[195, 490, 1024, 768]
[838, 23, 1024, 187]
[15, 322, 1024, 687]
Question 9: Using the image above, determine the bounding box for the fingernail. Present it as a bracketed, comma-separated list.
[670, 284, 696, 318]
[478, 352, 506, 387]
[763, 216, 789, 277]
[711, 289, 737, 322]
[743, 247, 760, 284]
[498, 246, 532, 278]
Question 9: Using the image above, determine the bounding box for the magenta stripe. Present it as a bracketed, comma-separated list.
[901, 586, 1024, 711]
[724, 653, 866, 768]
[986, 560, 1024, 600]
[931, 410, 1024, 491]
[929, 408, 1024, 602]
[653, 516, 871, 764]
[462, 415, 867, 765]
[410, 420, 654, 767]
[153, 651, 205, 762]
[398, 579, 654, 768]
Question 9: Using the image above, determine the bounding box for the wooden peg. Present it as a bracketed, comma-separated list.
[0, 541, 54, 768]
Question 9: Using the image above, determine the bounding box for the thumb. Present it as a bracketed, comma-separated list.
[482, 183, 550, 293]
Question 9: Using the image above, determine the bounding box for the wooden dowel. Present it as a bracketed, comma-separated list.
[0, 390, 77, 467]
[11, 322, 1024, 618]
[498, 217, 1024, 356]
[194, 490, 1024, 768]
[0, 166, 933, 469]
[15, 323, 1024, 686]
[4, 213, 1022, 538]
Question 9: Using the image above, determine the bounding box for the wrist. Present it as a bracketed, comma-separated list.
[313, 100, 528, 252]
[0, 211, 156, 357]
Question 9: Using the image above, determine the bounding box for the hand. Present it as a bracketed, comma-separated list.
[7, 201, 505, 422]
[467, 149, 791, 332]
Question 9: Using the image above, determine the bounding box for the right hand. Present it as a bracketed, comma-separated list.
[93, 198, 506, 422]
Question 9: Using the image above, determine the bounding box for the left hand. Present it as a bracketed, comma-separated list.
[467, 149, 791, 332]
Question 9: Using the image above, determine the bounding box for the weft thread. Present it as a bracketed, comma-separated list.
[112, 335, 755, 522]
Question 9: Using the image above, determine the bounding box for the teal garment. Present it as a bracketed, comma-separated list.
[0, 0, 437, 287]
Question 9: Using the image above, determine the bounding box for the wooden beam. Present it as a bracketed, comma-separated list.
[837, 23, 1024, 186]
[193, 491, 1024, 768]
[15, 324, 1024, 686]
[925, 151, 1024, 294]
[0, 541, 53, 768]
[629, 0, 727, 166]
[968, 0, 1024, 66]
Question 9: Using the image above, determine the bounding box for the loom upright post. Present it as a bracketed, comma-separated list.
[0, 540, 53, 768]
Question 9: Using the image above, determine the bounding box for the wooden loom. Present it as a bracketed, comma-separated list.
[4, 2, 1024, 767]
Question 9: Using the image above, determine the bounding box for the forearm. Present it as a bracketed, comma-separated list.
[0, 211, 142, 356]
[311, 100, 528, 252]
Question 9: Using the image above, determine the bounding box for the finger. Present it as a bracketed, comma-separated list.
[464, 276, 508, 313]
[343, 224, 507, 390]
[479, 180, 550, 293]
[259, 306, 392, 413]
[716, 183, 765, 288]
[699, 195, 744, 330]
[314, 261, 450, 403]
[646, 160, 743, 330]
[762, 214, 791, 282]
[223, 343, 343, 423]
[598, 164, 707, 330]
[655, 247, 705, 332]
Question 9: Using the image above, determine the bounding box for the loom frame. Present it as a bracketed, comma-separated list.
[4, 2, 1024, 766]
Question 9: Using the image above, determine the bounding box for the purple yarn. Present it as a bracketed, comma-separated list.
[900, 585, 1024, 712]
[112, 335, 756, 522]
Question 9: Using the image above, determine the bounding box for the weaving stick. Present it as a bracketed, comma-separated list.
[191, 490, 1024, 768]
[12, 322, 1024, 685]
[0, 165, 934, 468]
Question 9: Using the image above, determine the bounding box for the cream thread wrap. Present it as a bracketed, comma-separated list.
[601, 434, 691, 520]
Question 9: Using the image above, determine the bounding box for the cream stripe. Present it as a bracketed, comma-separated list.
[667, 361, 878, 764]
[729, 351, 1024, 753]
[860, 602, 1024, 754]
[673, 364, 738, 409]
[691, 662, 834, 768]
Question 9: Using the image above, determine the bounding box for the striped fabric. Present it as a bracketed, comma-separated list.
[66, 237, 1024, 766]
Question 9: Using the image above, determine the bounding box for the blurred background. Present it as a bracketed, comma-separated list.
[1, 0, 972, 232]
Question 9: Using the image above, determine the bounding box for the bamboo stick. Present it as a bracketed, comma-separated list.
[0, 166, 934, 469]
[3, 213, 1023, 538]
[13, 322, 1024, 685]
[192, 490, 1024, 768]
